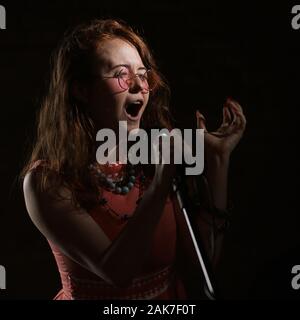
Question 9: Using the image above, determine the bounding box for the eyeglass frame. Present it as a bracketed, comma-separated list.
[90, 67, 153, 92]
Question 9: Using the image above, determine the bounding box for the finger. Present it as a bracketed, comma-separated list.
[222, 106, 231, 126]
[219, 108, 238, 135]
[196, 110, 207, 132]
[218, 106, 233, 134]
[218, 122, 236, 136]
[234, 110, 247, 131]
[225, 110, 246, 135]
[226, 99, 247, 130]
[227, 104, 237, 126]
[218, 105, 247, 136]
[227, 97, 244, 114]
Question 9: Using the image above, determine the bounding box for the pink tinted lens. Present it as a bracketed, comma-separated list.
[141, 76, 149, 91]
[118, 73, 150, 91]
[118, 77, 129, 90]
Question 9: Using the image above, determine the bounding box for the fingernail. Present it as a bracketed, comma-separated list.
[196, 110, 205, 120]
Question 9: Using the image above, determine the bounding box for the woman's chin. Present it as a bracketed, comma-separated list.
[126, 121, 140, 132]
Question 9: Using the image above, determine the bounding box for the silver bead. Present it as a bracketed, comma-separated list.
[127, 182, 134, 189]
[122, 186, 129, 194]
[116, 187, 122, 194]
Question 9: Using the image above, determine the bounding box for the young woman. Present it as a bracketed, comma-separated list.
[21, 19, 246, 300]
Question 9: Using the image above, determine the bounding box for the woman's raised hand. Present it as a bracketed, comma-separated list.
[196, 97, 246, 159]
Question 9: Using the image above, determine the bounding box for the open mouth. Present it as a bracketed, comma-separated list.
[124, 101, 143, 119]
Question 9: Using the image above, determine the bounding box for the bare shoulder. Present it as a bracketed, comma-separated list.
[22, 167, 112, 280]
[23, 166, 69, 215]
[23, 166, 46, 212]
[22, 165, 85, 239]
[23, 166, 44, 199]
[23, 165, 66, 196]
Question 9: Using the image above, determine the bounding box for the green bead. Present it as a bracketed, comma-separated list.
[129, 175, 136, 182]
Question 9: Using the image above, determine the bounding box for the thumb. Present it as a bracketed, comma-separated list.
[196, 110, 207, 131]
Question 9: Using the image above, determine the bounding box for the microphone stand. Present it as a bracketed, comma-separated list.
[172, 173, 218, 300]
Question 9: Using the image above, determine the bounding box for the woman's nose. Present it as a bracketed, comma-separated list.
[128, 76, 145, 93]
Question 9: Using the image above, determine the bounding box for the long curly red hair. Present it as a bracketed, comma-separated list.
[21, 19, 173, 210]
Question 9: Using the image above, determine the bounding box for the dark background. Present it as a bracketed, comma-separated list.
[0, 0, 299, 299]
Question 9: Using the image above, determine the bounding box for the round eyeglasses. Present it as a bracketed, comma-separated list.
[102, 68, 154, 92]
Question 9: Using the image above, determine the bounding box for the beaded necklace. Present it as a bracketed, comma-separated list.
[89, 162, 148, 222]
[89, 162, 139, 194]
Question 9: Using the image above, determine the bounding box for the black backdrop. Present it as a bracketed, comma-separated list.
[0, 0, 299, 299]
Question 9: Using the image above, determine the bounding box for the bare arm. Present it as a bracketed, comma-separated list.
[192, 98, 246, 266]
[189, 155, 230, 267]
[23, 163, 176, 288]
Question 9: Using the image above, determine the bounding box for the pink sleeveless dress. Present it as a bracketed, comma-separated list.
[29, 160, 188, 300]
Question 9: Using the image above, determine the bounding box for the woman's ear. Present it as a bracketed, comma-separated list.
[71, 81, 89, 104]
